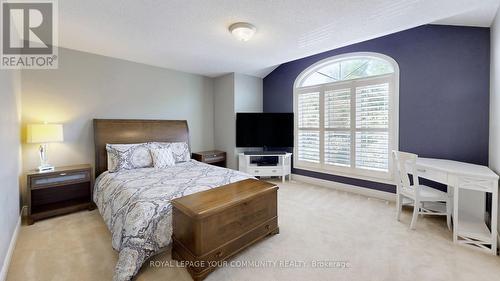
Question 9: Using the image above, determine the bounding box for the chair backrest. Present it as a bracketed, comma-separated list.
[392, 150, 419, 193]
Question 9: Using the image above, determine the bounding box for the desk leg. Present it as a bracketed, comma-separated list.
[446, 185, 452, 230]
[453, 186, 459, 244]
[492, 185, 498, 255]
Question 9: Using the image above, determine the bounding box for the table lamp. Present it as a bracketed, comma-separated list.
[27, 123, 64, 172]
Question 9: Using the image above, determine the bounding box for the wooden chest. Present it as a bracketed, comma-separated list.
[171, 179, 279, 281]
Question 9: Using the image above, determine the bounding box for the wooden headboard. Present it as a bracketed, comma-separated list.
[93, 119, 190, 177]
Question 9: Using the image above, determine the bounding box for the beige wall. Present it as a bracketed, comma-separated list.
[234, 73, 263, 113]
[21, 48, 215, 172]
[0, 69, 21, 278]
[214, 74, 237, 169]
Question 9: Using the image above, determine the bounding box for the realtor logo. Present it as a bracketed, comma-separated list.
[1, 0, 58, 69]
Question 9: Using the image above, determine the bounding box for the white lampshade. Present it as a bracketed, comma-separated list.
[27, 124, 64, 144]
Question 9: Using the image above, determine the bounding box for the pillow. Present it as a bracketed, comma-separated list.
[106, 143, 153, 172]
[149, 147, 176, 169]
[148, 142, 190, 163]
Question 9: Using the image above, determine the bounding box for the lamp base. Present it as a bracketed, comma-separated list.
[38, 165, 55, 172]
[38, 144, 54, 172]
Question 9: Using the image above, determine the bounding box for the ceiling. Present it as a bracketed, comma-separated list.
[58, 0, 500, 78]
[433, 4, 499, 27]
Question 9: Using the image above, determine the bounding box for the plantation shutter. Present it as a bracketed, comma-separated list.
[297, 92, 320, 163]
[324, 89, 351, 167]
[355, 83, 389, 171]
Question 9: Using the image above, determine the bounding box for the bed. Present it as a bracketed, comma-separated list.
[93, 119, 253, 281]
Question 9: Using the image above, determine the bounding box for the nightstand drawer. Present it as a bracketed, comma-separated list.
[204, 155, 225, 163]
[31, 170, 91, 189]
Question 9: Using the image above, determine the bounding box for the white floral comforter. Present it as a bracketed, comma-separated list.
[94, 160, 252, 281]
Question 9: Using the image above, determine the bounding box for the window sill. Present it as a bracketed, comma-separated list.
[294, 164, 396, 185]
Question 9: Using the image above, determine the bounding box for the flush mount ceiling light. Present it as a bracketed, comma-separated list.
[228, 22, 256, 42]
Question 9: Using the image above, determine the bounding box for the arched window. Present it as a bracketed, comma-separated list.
[294, 52, 399, 181]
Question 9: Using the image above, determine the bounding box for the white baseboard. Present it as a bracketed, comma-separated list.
[291, 173, 396, 202]
[0, 208, 23, 281]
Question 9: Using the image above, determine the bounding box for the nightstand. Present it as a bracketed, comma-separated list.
[27, 164, 94, 225]
[192, 150, 226, 167]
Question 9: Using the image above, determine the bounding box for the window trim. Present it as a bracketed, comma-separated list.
[293, 52, 399, 184]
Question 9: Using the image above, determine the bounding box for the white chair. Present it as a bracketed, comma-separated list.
[392, 151, 451, 230]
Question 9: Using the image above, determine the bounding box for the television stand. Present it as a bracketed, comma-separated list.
[238, 152, 292, 183]
[244, 151, 287, 155]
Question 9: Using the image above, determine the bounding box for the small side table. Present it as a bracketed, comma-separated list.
[27, 164, 94, 225]
[192, 150, 226, 167]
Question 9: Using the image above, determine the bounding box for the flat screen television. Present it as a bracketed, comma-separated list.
[236, 113, 293, 147]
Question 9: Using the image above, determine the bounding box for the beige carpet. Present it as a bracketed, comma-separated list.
[7, 180, 500, 281]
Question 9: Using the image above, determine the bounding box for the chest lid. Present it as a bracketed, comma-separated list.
[172, 179, 278, 219]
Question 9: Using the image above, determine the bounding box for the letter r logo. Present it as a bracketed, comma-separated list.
[2, 2, 53, 54]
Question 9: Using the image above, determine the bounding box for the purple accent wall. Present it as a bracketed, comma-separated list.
[263, 25, 490, 193]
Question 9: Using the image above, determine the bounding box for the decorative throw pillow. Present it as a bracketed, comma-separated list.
[148, 142, 190, 163]
[149, 147, 176, 169]
[106, 143, 153, 172]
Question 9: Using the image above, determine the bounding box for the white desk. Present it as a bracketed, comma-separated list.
[412, 158, 499, 254]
